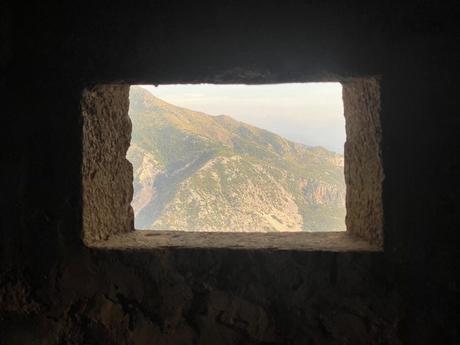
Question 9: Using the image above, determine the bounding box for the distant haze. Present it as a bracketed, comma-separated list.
[139, 83, 345, 153]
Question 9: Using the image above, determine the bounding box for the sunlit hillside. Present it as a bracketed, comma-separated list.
[127, 86, 346, 232]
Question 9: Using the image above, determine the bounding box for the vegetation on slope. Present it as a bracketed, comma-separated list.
[127, 86, 346, 232]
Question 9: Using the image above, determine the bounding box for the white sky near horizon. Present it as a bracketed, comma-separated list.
[139, 83, 345, 153]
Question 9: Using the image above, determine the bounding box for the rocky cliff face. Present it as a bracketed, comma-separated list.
[127, 86, 346, 232]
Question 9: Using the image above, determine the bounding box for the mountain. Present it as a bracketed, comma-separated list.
[127, 86, 346, 232]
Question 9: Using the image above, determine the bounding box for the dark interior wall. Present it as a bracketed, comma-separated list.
[1, 1, 459, 344]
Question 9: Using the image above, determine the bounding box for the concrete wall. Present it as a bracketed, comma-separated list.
[1, 1, 459, 344]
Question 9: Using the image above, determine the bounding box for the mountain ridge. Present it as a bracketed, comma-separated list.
[127, 86, 346, 232]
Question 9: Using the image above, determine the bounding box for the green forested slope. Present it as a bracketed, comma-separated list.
[127, 86, 346, 232]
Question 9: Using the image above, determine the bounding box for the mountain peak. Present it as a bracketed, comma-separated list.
[130, 86, 174, 110]
[127, 87, 346, 232]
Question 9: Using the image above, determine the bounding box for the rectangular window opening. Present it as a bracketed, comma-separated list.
[127, 83, 347, 233]
[82, 78, 383, 251]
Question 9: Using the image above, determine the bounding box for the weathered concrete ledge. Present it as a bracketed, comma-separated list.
[90, 230, 381, 252]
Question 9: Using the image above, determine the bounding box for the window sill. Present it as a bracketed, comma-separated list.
[89, 230, 381, 252]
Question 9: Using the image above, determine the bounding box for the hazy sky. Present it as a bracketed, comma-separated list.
[140, 83, 345, 153]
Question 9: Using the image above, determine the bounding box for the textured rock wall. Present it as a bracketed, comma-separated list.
[343, 79, 384, 246]
[1, 1, 459, 344]
[0, 2, 10, 92]
[81, 85, 134, 243]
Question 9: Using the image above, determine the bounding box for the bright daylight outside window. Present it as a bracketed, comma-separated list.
[127, 83, 345, 233]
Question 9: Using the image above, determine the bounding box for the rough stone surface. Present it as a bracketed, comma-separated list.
[81, 84, 134, 243]
[1, 1, 460, 344]
[343, 78, 384, 247]
[92, 231, 380, 252]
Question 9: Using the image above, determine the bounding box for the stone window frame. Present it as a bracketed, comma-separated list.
[81, 78, 383, 252]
